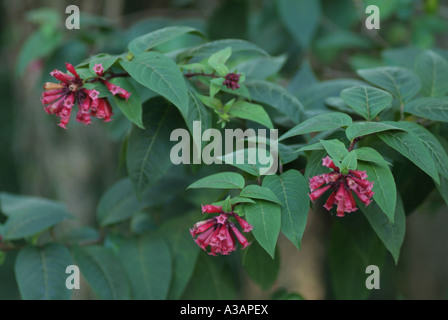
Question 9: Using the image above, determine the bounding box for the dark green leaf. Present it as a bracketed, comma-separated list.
[15, 244, 73, 300]
[73, 245, 130, 300]
[128, 26, 204, 54]
[377, 127, 440, 184]
[357, 67, 421, 103]
[262, 170, 310, 249]
[118, 235, 172, 300]
[280, 112, 352, 141]
[359, 194, 406, 264]
[404, 97, 448, 123]
[345, 121, 405, 141]
[340, 86, 393, 120]
[414, 50, 448, 97]
[1, 193, 73, 240]
[120, 52, 188, 117]
[245, 80, 305, 124]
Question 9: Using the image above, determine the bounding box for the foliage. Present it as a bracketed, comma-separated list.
[1, 0, 447, 300]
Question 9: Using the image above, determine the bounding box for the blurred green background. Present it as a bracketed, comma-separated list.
[0, 0, 447, 299]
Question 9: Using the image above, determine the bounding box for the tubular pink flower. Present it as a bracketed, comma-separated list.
[233, 214, 253, 232]
[308, 155, 374, 217]
[309, 184, 331, 202]
[201, 204, 223, 214]
[230, 224, 250, 249]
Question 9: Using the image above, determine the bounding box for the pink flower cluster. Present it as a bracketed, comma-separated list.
[190, 204, 252, 256]
[308, 156, 374, 217]
[223, 72, 241, 90]
[41, 63, 130, 129]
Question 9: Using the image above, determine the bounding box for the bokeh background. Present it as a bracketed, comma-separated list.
[0, 0, 447, 299]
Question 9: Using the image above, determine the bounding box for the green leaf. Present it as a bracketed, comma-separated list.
[359, 194, 406, 264]
[229, 100, 274, 129]
[244, 200, 281, 258]
[222, 196, 232, 213]
[118, 235, 172, 300]
[242, 240, 280, 290]
[414, 50, 448, 97]
[340, 86, 393, 120]
[161, 214, 200, 300]
[239, 185, 282, 205]
[345, 121, 405, 141]
[128, 26, 204, 54]
[354, 147, 391, 167]
[120, 52, 189, 117]
[304, 150, 329, 179]
[73, 245, 131, 300]
[357, 67, 422, 103]
[96, 178, 143, 227]
[238, 55, 287, 80]
[404, 97, 448, 123]
[183, 254, 237, 299]
[377, 128, 440, 184]
[207, 46, 231, 76]
[177, 39, 269, 61]
[340, 151, 358, 171]
[1, 193, 73, 240]
[329, 217, 386, 300]
[187, 172, 245, 190]
[385, 121, 448, 179]
[108, 77, 144, 129]
[245, 80, 305, 124]
[280, 112, 352, 140]
[276, 0, 321, 48]
[262, 170, 310, 250]
[219, 147, 276, 177]
[15, 244, 73, 300]
[126, 99, 183, 197]
[320, 139, 349, 164]
[358, 159, 397, 223]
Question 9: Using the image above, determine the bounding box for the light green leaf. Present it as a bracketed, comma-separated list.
[262, 170, 310, 250]
[280, 112, 352, 140]
[354, 147, 391, 167]
[120, 52, 189, 117]
[229, 100, 274, 129]
[187, 172, 245, 190]
[239, 185, 282, 205]
[340, 86, 393, 120]
[73, 246, 131, 300]
[108, 77, 144, 129]
[15, 244, 73, 300]
[207, 46, 231, 76]
[244, 200, 281, 259]
[341, 151, 358, 171]
[358, 159, 397, 223]
[320, 139, 349, 164]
